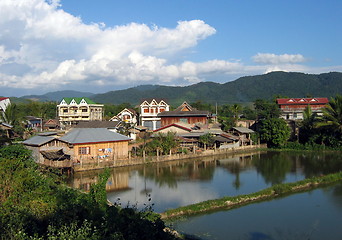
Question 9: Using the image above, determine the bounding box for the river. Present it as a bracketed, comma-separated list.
[67, 150, 342, 239]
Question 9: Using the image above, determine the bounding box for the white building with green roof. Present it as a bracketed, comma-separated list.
[57, 97, 104, 126]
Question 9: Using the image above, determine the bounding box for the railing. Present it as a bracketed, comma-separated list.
[72, 144, 267, 172]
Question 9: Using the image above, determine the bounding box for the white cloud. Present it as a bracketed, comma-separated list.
[0, 0, 338, 96]
[252, 53, 306, 64]
[0, 0, 221, 91]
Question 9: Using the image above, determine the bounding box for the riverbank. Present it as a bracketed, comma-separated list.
[161, 171, 342, 219]
[73, 144, 267, 172]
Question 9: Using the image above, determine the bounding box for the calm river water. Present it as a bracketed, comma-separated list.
[67, 150, 342, 239]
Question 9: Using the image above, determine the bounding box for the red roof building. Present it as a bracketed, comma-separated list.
[276, 98, 329, 120]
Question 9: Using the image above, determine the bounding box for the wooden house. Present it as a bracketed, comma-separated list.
[158, 101, 211, 127]
[23, 128, 131, 169]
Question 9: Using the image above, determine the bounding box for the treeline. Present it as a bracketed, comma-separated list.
[0, 144, 177, 240]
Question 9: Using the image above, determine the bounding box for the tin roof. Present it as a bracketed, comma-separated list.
[232, 127, 254, 134]
[23, 135, 55, 146]
[59, 128, 131, 144]
[61, 97, 96, 104]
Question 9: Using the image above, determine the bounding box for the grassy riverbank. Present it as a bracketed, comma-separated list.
[161, 171, 342, 219]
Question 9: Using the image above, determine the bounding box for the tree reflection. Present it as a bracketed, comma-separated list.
[300, 152, 342, 177]
[253, 152, 292, 185]
[137, 161, 216, 189]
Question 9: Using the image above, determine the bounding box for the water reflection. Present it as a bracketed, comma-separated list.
[172, 183, 342, 240]
[66, 150, 342, 212]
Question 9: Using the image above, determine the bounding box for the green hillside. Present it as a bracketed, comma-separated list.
[91, 72, 342, 106]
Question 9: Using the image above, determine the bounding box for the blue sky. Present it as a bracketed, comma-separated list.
[0, 0, 341, 97]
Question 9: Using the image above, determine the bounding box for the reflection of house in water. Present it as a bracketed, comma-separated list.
[140, 159, 217, 187]
[70, 170, 130, 192]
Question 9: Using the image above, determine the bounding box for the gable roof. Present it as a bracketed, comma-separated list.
[59, 128, 131, 144]
[154, 123, 192, 132]
[60, 97, 97, 105]
[23, 135, 55, 146]
[0, 97, 9, 101]
[276, 98, 329, 105]
[232, 127, 254, 134]
[75, 121, 120, 128]
[174, 101, 195, 112]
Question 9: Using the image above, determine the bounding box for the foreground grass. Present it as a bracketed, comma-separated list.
[161, 171, 342, 219]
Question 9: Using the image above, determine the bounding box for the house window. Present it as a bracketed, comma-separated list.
[82, 108, 88, 112]
[79, 147, 91, 155]
[180, 118, 188, 123]
[63, 109, 68, 113]
[160, 108, 165, 112]
[293, 113, 297, 119]
[144, 108, 149, 113]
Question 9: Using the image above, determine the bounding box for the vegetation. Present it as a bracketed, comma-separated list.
[84, 72, 342, 105]
[259, 118, 291, 147]
[161, 171, 342, 219]
[0, 144, 177, 240]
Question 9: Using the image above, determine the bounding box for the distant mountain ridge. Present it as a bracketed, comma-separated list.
[91, 71, 342, 106]
[17, 72, 342, 106]
[21, 90, 94, 102]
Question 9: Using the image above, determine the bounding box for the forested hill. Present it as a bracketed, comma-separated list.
[91, 71, 342, 106]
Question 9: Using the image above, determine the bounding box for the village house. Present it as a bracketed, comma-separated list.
[57, 97, 104, 127]
[139, 99, 170, 130]
[158, 101, 211, 127]
[0, 97, 10, 114]
[23, 128, 131, 169]
[276, 97, 329, 120]
[110, 108, 138, 125]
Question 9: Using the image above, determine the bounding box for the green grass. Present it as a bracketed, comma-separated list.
[161, 171, 342, 219]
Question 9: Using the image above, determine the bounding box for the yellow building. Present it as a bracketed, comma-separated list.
[57, 97, 103, 127]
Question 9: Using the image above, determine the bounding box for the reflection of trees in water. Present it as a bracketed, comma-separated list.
[328, 183, 342, 209]
[137, 161, 216, 189]
[218, 155, 254, 190]
[298, 152, 342, 177]
[253, 152, 292, 185]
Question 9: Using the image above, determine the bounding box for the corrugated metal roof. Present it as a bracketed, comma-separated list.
[75, 121, 120, 128]
[23, 135, 55, 146]
[59, 128, 131, 144]
[232, 127, 254, 134]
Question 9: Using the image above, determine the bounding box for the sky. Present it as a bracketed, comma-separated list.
[1, 0, 342, 97]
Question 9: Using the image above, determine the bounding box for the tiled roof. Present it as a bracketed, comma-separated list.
[59, 128, 131, 144]
[276, 98, 329, 105]
[0, 97, 9, 101]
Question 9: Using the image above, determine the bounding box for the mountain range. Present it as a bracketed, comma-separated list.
[15, 71, 342, 106]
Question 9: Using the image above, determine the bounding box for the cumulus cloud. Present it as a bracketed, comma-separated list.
[0, 0, 328, 96]
[0, 0, 231, 92]
[252, 53, 306, 64]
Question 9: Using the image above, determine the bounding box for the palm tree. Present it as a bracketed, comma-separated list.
[319, 94, 342, 133]
[0, 103, 17, 125]
[299, 105, 318, 143]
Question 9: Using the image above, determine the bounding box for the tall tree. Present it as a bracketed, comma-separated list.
[254, 99, 280, 120]
[319, 94, 342, 133]
[259, 118, 291, 147]
[299, 105, 319, 143]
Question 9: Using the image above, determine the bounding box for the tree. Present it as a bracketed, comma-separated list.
[254, 99, 280, 120]
[259, 118, 291, 147]
[199, 133, 215, 150]
[319, 94, 342, 133]
[299, 105, 319, 143]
